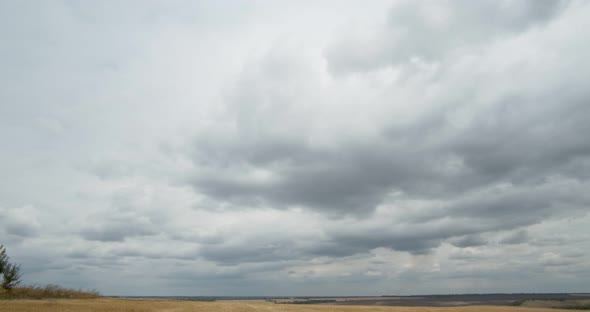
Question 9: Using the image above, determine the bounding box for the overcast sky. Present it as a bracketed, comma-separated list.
[1, 0, 589, 296]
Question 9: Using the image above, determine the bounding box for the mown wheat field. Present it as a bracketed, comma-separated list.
[0, 299, 578, 312]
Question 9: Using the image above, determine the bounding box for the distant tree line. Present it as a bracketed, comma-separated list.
[0, 244, 22, 290]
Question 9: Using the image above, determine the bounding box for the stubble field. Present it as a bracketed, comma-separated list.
[0, 298, 580, 312]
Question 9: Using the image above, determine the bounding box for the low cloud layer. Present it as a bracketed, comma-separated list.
[1, 0, 589, 296]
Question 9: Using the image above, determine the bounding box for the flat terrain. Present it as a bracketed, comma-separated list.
[271, 294, 590, 308]
[0, 298, 584, 312]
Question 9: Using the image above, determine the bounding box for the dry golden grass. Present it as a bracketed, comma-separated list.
[0, 298, 582, 312]
[0, 284, 100, 299]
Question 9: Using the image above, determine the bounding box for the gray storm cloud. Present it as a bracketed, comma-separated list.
[1, 0, 589, 296]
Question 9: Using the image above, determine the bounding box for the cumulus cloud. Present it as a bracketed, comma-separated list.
[0, 206, 41, 240]
[500, 230, 529, 245]
[183, 0, 590, 258]
[325, 0, 570, 74]
[1, 0, 589, 296]
[80, 217, 158, 242]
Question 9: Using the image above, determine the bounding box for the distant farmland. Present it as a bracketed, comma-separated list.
[1, 297, 590, 312]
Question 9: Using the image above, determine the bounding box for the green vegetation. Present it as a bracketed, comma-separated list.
[0, 244, 22, 290]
